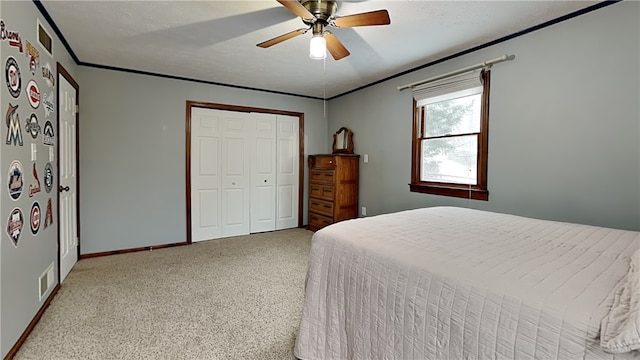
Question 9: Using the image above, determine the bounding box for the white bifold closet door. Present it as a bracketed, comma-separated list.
[191, 107, 298, 242]
[250, 113, 277, 233]
[275, 115, 299, 230]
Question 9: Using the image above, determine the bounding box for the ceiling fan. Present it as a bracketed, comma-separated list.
[257, 0, 390, 60]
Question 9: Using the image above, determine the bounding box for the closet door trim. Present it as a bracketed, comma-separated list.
[185, 101, 304, 243]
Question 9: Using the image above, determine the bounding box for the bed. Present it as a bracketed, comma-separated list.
[294, 206, 640, 359]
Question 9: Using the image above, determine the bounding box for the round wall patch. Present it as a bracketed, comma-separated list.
[8, 160, 24, 200]
[44, 162, 53, 193]
[5, 57, 21, 98]
[25, 113, 41, 139]
[7, 207, 24, 247]
[27, 79, 40, 109]
[30, 201, 41, 235]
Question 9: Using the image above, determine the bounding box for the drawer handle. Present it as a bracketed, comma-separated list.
[324, 174, 332, 177]
[323, 205, 331, 209]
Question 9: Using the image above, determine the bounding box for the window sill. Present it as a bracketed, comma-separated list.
[409, 183, 488, 201]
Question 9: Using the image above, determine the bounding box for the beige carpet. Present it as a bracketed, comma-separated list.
[14, 228, 313, 360]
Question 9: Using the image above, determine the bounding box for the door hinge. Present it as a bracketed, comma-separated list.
[75, 105, 79, 114]
[75, 236, 79, 246]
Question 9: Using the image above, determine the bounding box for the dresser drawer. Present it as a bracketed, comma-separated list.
[310, 184, 335, 201]
[309, 198, 334, 217]
[308, 212, 333, 230]
[310, 156, 336, 169]
[311, 170, 335, 183]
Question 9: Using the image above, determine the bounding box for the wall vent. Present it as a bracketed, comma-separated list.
[39, 262, 55, 301]
[37, 19, 53, 57]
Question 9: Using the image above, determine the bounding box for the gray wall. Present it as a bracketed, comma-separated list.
[0, 1, 78, 357]
[77, 68, 328, 254]
[328, 1, 640, 231]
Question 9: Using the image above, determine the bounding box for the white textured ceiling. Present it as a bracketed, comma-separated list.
[39, 0, 599, 99]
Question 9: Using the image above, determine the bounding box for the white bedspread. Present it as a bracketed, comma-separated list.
[294, 207, 640, 360]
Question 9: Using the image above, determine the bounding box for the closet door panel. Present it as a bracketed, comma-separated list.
[251, 114, 277, 233]
[191, 109, 222, 241]
[221, 114, 251, 237]
[276, 115, 299, 230]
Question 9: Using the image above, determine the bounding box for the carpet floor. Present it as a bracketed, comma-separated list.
[14, 228, 313, 360]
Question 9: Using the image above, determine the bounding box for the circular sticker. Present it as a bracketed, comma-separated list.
[8, 160, 24, 200]
[7, 207, 24, 247]
[30, 201, 41, 235]
[27, 79, 40, 109]
[25, 113, 41, 139]
[5, 57, 21, 98]
[44, 162, 54, 193]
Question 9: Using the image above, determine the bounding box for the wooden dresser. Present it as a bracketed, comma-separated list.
[308, 154, 360, 231]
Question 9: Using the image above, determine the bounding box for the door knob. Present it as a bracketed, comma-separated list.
[59, 185, 70, 192]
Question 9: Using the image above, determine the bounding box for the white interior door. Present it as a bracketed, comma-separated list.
[221, 113, 252, 237]
[190, 108, 222, 242]
[276, 115, 299, 230]
[59, 68, 78, 282]
[250, 113, 277, 233]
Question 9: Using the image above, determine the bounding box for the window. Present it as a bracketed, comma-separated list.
[410, 69, 490, 200]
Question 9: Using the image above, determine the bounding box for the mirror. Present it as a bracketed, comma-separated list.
[332, 127, 354, 154]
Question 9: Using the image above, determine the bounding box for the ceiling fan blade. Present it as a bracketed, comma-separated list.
[257, 28, 307, 48]
[276, 0, 314, 20]
[333, 9, 390, 28]
[325, 32, 350, 60]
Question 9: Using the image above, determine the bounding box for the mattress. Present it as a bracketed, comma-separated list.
[294, 207, 640, 360]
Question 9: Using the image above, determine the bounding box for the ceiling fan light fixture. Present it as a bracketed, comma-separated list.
[309, 34, 326, 60]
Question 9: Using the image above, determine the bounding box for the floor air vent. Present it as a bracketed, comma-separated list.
[39, 262, 55, 301]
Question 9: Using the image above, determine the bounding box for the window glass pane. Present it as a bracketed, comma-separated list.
[424, 93, 481, 137]
[421, 135, 478, 185]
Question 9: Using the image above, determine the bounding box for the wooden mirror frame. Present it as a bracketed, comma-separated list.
[332, 127, 354, 154]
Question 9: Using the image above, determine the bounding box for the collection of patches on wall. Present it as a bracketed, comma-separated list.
[3, 17, 56, 249]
